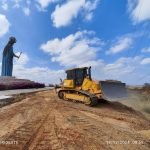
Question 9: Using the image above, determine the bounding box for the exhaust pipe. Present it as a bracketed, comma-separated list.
[88, 66, 92, 80]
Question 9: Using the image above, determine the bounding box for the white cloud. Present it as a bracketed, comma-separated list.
[15, 53, 29, 65]
[141, 58, 150, 65]
[13, 0, 22, 8]
[1, 0, 8, 10]
[90, 56, 147, 84]
[0, 0, 99, 24]
[0, 0, 22, 9]
[14, 65, 65, 84]
[141, 47, 150, 53]
[23, 7, 30, 16]
[51, 0, 85, 28]
[41, 30, 102, 67]
[26, 0, 31, 5]
[36, 0, 60, 9]
[83, 0, 99, 21]
[106, 36, 133, 55]
[0, 0, 31, 16]
[51, 0, 99, 28]
[13, 53, 65, 84]
[104, 57, 140, 73]
[128, 0, 150, 23]
[0, 14, 10, 38]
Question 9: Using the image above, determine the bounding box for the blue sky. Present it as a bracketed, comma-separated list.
[0, 0, 150, 85]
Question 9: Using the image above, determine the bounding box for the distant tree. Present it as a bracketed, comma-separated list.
[143, 83, 150, 92]
[144, 83, 150, 87]
[49, 84, 54, 87]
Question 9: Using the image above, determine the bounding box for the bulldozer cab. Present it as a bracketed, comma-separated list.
[66, 67, 91, 86]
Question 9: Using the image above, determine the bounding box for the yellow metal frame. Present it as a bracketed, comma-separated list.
[63, 79, 74, 88]
[62, 77, 102, 98]
[64, 93, 86, 102]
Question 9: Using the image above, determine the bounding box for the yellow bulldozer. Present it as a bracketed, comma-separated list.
[56, 67, 127, 106]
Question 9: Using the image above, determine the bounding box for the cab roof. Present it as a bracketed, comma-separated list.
[66, 67, 88, 72]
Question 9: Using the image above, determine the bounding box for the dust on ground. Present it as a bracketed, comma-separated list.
[0, 90, 149, 150]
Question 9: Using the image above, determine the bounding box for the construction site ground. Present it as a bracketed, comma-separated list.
[0, 90, 149, 150]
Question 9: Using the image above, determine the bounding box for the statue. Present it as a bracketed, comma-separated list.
[1, 37, 20, 76]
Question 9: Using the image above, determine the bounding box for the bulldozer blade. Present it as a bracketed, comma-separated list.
[100, 81, 127, 101]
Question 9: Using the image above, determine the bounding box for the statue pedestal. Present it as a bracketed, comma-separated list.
[0, 77, 45, 90]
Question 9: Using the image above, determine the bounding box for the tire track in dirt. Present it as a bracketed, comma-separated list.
[54, 103, 150, 150]
[0, 115, 48, 150]
[0, 102, 64, 150]
[29, 115, 63, 150]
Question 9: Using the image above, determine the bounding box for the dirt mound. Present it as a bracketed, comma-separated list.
[98, 100, 143, 115]
[0, 90, 149, 150]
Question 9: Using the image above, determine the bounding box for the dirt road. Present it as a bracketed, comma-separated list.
[0, 90, 149, 150]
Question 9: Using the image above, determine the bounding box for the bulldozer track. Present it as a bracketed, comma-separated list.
[58, 89, 98, 106]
